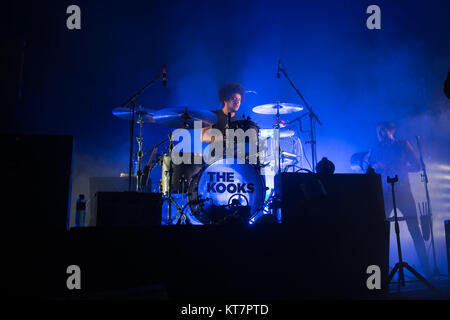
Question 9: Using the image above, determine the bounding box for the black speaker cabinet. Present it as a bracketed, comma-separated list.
[88, 176, 137, 226]
[276, 173, 386, 224]
[275, 172, 390, 292]
[3, 134, 73, 230]
[94, 192, 162, 227]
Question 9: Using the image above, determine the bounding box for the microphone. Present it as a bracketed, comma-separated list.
[226, 112, 231, 129]
[277, 60, 281, 79]
[162, 65, 167, 86]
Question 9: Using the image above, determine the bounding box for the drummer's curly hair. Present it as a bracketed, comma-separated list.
[218, 83, 245, 106]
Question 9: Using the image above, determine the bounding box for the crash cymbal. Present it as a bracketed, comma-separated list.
[252, 102, 303, 115]
[153, 107, 216, 129]
[112, 106, 156, 123]
[259, 128, 295, 138]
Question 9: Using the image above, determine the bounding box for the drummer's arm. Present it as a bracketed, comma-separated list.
[201, 126, 223, 143]
[201, 126, 213, 143]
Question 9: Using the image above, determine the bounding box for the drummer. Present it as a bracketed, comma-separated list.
[201, 82, 244, 142]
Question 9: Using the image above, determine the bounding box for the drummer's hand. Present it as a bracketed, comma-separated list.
[201, 126, 224, 143]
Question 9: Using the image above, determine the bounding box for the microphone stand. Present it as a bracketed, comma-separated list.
[279, 65, 322, 172]
[416, 136, 445, 278]
[117, 71, 164, 191]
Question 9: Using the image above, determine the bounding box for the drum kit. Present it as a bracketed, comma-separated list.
[112, 101, 307, 225]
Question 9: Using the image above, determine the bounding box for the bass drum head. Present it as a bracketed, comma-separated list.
[188, 158, 266, 224]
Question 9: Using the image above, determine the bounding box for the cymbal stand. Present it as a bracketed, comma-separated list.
[117, 70, 165, 191]
[271, 102, 282, 222]
[416, 136, 446, 278]
[135, 107, 145, 192]
[274, 102, 282, 175]
[387, 175, 440, 294]
[128, 98, 137, 191]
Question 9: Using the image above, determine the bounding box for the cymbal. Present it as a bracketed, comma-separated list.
[112, 106, 155, 123]
[259, 128, 295, 138]
[153, 107, 216, 129]
[252, 103, 303, 115]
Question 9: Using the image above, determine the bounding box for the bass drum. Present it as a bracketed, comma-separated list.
[188, 158, 266, 224]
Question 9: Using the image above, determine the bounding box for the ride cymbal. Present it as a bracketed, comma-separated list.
[252, 102, 303, 115]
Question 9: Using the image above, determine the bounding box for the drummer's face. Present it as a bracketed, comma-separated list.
[225, 93, 241, 112]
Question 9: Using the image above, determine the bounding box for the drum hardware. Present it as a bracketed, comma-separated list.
[259, 128, 295, 139]
[164, 133, 183, 223]
[250, 187, 275, 223]
[134, 107, 146, 191]
[263, 193, 281, 221]
[252, 101, 306, 222]
[148, 106, 233, 224]
[253, 101, 298, 174]
[114, 67, 166, 191]
[113, 104, 155, 192]
[274, 102, 282, 176]
[140, 145, 156, 191]
[161, 134, 205, 224]
[175, 197, 212, 224]
[140, 137, 169, 191]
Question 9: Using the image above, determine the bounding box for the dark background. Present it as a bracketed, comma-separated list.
[4, 0, 450, 275]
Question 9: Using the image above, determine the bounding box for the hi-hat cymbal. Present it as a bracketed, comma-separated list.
[153, 107, 216, 129]
[112, 106, 156, 123]
[252, 103, 303, 115]
[259, 128, 295, 138]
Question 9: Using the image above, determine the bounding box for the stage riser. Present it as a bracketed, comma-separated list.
[6, 223, 389, 299]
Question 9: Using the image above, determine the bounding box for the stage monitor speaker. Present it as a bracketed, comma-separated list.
[3, 134, 73, 230]
[94, 192, 162, 227]
[88, 176, 137, 226]
[276, 172, 386, 225]
[275, 172, 390, 292]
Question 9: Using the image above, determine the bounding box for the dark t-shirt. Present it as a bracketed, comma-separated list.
[212, 109, 238, 133]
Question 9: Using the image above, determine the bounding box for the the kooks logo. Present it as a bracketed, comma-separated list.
[206, 172, 255, 194]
